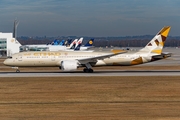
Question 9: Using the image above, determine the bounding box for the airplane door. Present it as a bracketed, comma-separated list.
[18, 55, 22, 61]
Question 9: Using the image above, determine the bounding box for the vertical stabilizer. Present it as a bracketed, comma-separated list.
[84, 38, 94, 47]
[139, 26, 171, 55]
[69, 39, 78, 49]
[74, 37, 83, 50]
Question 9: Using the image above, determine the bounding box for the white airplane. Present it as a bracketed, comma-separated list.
[3, 26, 171, 73]
[20, 38, 79, 51]
[19, 37, 94, 52]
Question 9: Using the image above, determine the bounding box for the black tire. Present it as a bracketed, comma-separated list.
[83, 68, 88, 73]
[83, 68, 94, 73]
[88, 69, 94, 73]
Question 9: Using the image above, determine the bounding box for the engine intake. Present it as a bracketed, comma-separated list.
[60, 60, 79, 71]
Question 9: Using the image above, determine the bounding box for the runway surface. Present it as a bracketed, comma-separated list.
[0, 70, 180, 77]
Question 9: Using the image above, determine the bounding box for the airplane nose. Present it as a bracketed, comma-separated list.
[3, 59, 11, 66]
[3, 59, 8, 65]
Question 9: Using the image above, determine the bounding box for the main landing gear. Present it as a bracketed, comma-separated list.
[83, 68, 94, 73]
[83, 63, 94, 73]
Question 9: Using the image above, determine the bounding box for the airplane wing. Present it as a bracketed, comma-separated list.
[77, 50, 126, 64]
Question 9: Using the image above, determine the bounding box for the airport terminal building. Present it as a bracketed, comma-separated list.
[0, 32, 21, 57]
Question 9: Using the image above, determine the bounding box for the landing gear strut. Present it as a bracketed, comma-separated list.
[16, 69, 20, 73]
[12, 67, 20, 73]
[83, 63, 94, 73]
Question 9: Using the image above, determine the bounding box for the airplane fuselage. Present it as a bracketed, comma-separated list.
[3, 51, 154, 67]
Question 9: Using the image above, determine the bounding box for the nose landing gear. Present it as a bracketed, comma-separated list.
[16, 69, 20, 73]
[12, 67, 20, 73]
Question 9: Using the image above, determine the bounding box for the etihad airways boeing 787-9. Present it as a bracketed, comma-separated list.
[4, 26, 171, 73]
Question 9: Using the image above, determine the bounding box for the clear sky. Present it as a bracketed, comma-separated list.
[0, 0, 179, 37]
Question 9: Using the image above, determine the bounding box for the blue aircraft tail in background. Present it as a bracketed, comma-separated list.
[84, 38, 94, 47]
[59, 40, 65, 46]
[65, 39, 72, 47]
[50, 39, 65, 46]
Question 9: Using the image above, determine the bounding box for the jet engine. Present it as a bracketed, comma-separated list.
[60, 60, 79, 71]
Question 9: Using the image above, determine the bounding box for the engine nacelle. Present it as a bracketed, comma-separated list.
[60, 60, 79, 71]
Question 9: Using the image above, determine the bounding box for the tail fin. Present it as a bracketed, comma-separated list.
[52, 39, 60, 45]
[69, 39, 78, 49]
[65, 39, 72, 47]
[139, 26, 171, 55]
[84, 38, 94, 47]
[74, 37, 83, 51]
[59, 39, 65, 46]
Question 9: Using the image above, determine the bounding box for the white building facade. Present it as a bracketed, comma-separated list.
[0, 32, 21, 57]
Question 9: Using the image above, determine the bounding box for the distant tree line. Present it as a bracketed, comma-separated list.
[18, 36, 180, 47]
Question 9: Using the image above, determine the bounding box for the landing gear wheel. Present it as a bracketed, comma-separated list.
[84, 63, 94, 73]
[83, 68, 88, 73]
[83, 68, 94, 73]
[88, 69, 93, 73]
[16, 69, 20, 73]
